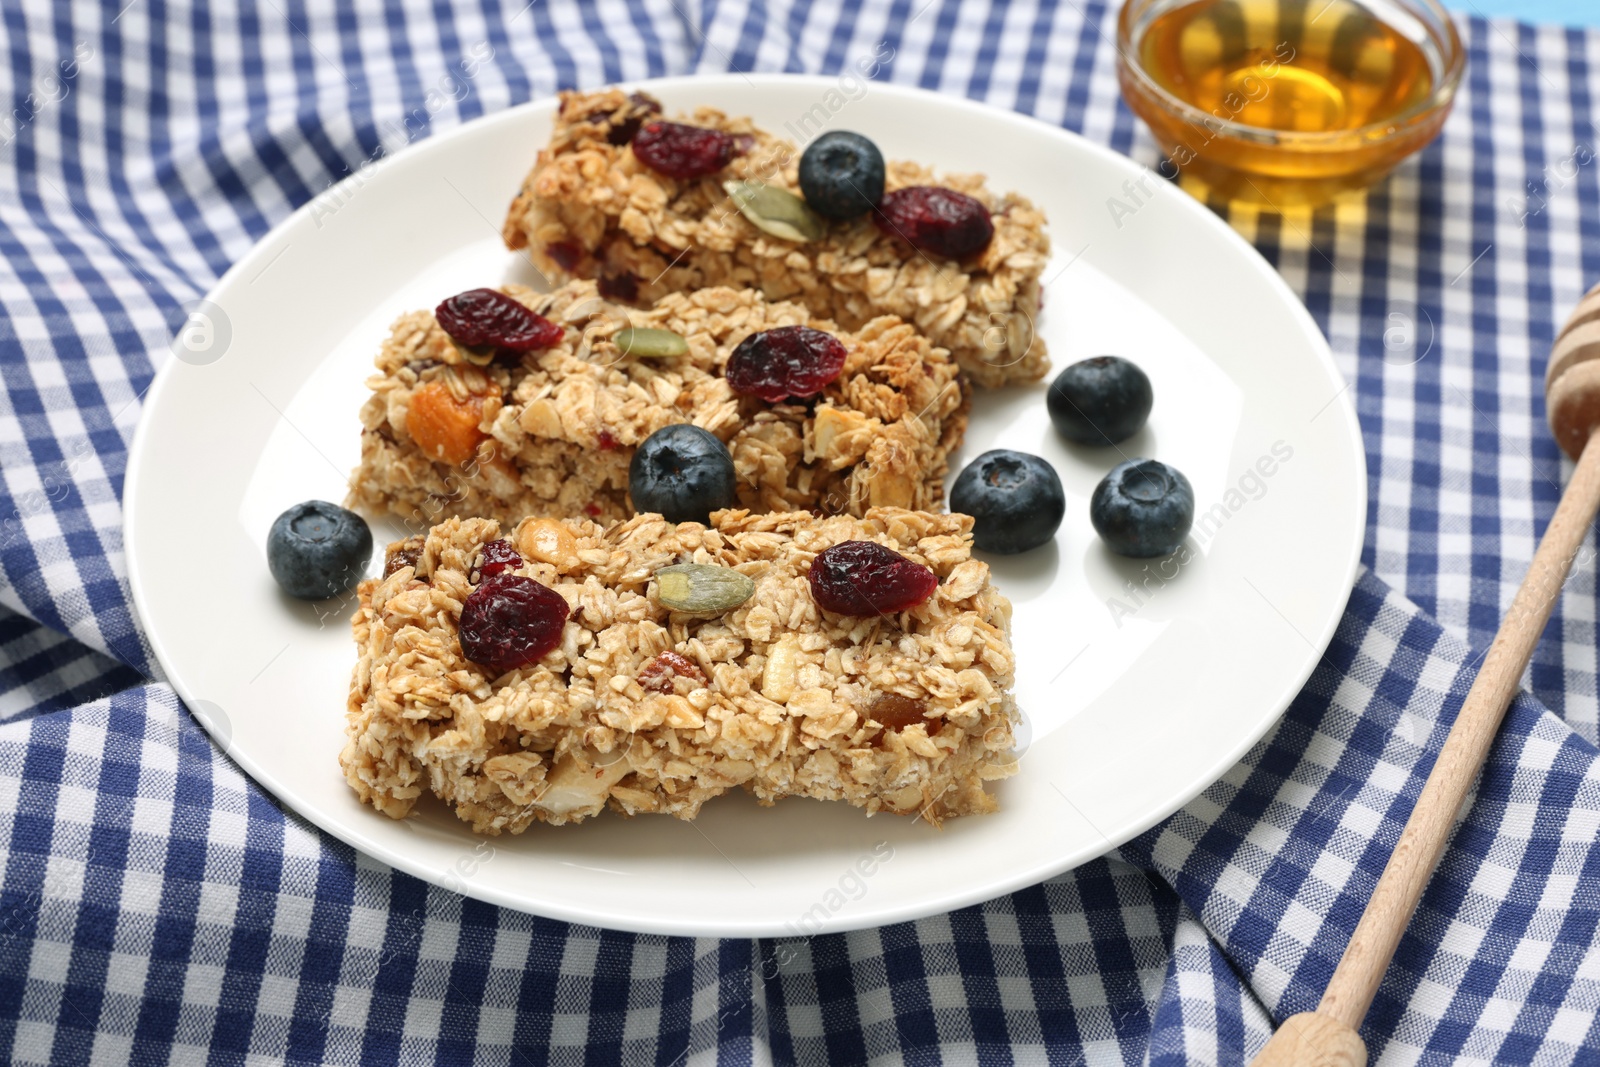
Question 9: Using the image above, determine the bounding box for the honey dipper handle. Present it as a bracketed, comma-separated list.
[1319, 426, 1600, 1030]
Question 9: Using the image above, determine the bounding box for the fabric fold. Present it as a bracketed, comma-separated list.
[1, 570, 1596, 1064]
[2, 1, 1599, 1063]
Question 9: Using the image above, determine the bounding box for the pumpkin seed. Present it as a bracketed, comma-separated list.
[614, 326, 689, 359]
[655, 563, 756, 613]
[723, 180, 824, 243]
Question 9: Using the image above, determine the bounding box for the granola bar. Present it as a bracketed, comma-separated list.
[340, 508, 1019, 832]
[346, 279, 968, 528]
[502, 88, 1051, 388]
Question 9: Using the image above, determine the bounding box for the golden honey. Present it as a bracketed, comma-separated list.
[1117, 0, 1462, 206]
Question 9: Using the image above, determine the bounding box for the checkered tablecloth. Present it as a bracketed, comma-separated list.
[3, 1, 1600, 1064]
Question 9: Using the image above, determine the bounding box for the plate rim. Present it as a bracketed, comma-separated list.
[125, 73, 1368, 936]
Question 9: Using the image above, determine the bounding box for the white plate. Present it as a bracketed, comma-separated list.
[125, 75, 1365, 938]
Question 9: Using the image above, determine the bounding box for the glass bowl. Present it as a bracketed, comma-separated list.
[1116, 0, 1465, 207]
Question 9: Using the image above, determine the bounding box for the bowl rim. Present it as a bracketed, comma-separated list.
[1115, 0, 1466, 148]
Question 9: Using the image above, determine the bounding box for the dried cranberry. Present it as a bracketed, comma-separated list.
[597, 430, 619, 452]
[632, 121, 736, 179]
[546, 241, 582, 271]
[874, 186, 994, 260]
[598, 273, 639, 302]
[584, 503, 602, 517]
[458, 573, 570, 676]
[477, 538, 522, 579]
[637, 649, 707, 693]
[607, 92, 663, 145]
[726, 326, 848, 403]
[436, 288, 566, 351]
[808, 541, 938, 616]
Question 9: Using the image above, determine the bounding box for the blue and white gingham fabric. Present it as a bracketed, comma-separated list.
[3, 1, 1600, 1063]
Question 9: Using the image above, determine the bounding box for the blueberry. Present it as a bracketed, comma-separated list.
[1047, 356, 1153, 446]
[268, 500, 374, 600]
[1090, 459, 1194, 558]
[949, 449, 1065, 555]
[628, 424, 738, 525]
[798, 131, 886, 220]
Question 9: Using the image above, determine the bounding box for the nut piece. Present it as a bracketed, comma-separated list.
[532, 749, 633, 819]
[867, 465, 916, 509]
[638, 650, 708, 693]
[518, 397, 564, 438]
[762, 633, 800, 703]
[516, 517, 579, 570]
[655, 563, 756, 613]
[724, 180, 825, 243]
[614, 326, 689, 359]
[809, 405, 873, 468]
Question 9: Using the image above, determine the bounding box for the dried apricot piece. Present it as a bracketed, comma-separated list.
[408, 380, 486, 467]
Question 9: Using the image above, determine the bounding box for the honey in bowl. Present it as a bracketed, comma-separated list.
[1116, 0, 1463, 206]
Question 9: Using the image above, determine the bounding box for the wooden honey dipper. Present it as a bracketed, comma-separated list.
[1252, 282, 1600, 1067]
